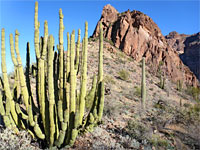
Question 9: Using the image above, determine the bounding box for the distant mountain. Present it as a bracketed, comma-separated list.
[166, 32, 200, 81]
[92, 4, 198, 86]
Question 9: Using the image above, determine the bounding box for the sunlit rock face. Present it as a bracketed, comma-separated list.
[93, 4, 198, 86]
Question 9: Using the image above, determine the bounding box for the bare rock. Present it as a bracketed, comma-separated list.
[93, 5, 198, 86]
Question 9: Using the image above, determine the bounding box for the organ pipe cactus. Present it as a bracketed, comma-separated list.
[0, 1, 104, 148]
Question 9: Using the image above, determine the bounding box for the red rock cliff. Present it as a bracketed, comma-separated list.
[93, 4, 198, 86]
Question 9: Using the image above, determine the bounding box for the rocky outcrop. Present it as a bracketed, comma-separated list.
[92, 4, 198, 86]
[165, 31, 188, 54]
[166, 32, 200, 81]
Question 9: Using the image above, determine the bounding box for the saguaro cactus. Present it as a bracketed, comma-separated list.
[141, 57, 146, 109]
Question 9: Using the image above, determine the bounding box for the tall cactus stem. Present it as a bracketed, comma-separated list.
[2, 30, 20, 127]
[40, 21, 49, 138]
[1, 29, 11, 115]
[75, 29, 81, 74]
[58, 9, 64, 124]
[141, 57, 146, 109]
[15, 30, 29, 111]
[70, 30, 76, 114]
[34, 1, 40, 59]
[79, 22, 88, 125]
[48, 35, 55, 146]
[98, 22, 103, 83]
[97, 81, 104, 121]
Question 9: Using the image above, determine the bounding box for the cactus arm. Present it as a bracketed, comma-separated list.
[79, 23, 88, 125]
[9, 33, 18, 67]
[0, 93, 5, 116]
[65, 30, 76, 145]
[28, 96, 45, 139]
[15, 30, 29, 111]
[58, 9, 64, 125]
[98, 22, 103, 83]
[41, 21, 48, 60]
[0, 93, 11, 128]
[48, 36, 56, 143]
[97, 81, 104, 121]
[86, 75, 97, 109]
[15, 103, 28, 120]
[1, 28, 11, 115]
[66, 32, 70, 81]
[68, 112, 79, 146]
[40, 21, 49, 138]
[70, 30, 76, 114]
[34, 1, 40, 59]
[1, 29, 20, 127]
[33, 115, 45, 139]
[75, 29, 81, 74]
[9, 114, 19, 133]
[48, 35, 55, 146]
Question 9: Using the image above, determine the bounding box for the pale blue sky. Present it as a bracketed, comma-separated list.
[0, 0, 199, 73]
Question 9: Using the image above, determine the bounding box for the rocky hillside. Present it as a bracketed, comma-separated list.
[1, 37, 200, 150]
[72, 39, 200, 150]
[92, 4, 198, 86]
[166, 32, 200, 81]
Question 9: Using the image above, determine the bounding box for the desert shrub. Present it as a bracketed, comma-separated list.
[125, 120, 148, 142]
[124, 90, 135, 100]
[118, 70, 129, 81]
[185, 86, 200, 101]
[149, 87, 153, 91]
[104, 38, 114, 46]
[149, 134, 169, 148]
[187, 103, 200, 117]
[104, 75, 115, 85]
[117, 51, 126, 59]
[134, 86, 141, 97]
[103, 102, 121, 118]
[88, 37, 98, 42]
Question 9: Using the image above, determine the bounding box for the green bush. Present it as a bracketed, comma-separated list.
[118, 70, 130, 81]
[104, 75, 115, 85]
[150, 134, 169, 148]
[126, 120, 147, 141]
[185, 86, 200, 101]
[134, 86, 141, 97]
[104, 38, 114, 46]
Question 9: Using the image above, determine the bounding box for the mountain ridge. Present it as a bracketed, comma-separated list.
[92, 4, 199, 86]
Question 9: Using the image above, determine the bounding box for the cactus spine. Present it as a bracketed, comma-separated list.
[141, 57, 146, 109]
